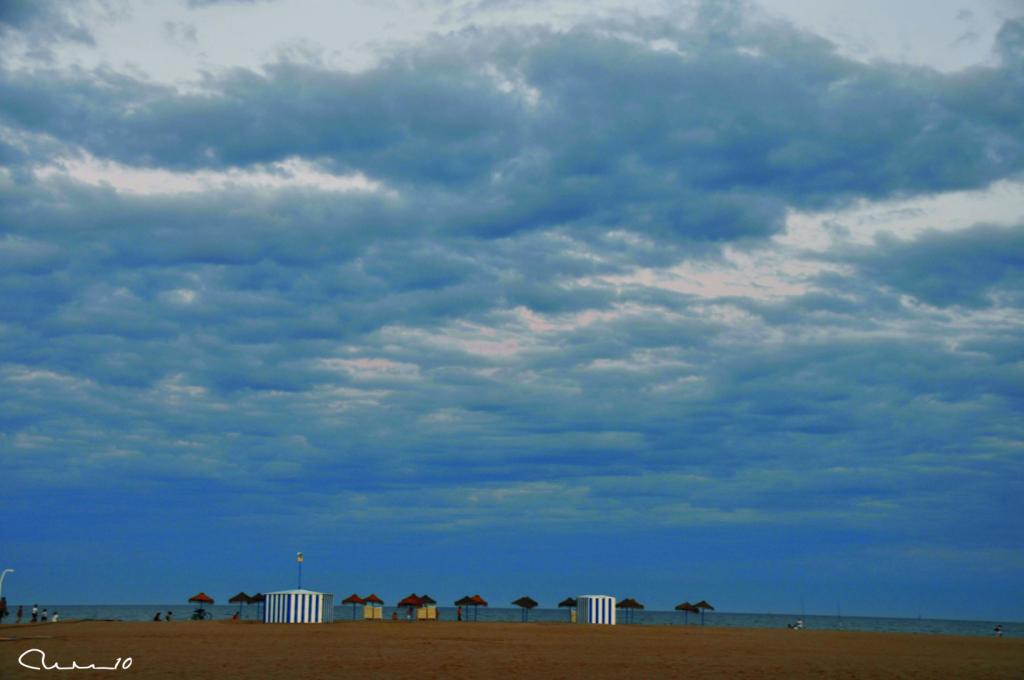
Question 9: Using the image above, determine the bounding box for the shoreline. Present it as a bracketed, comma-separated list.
[2, 620, 1022, 679]
[2, 606, 1015, 638]
[2, 615, 1018, 633]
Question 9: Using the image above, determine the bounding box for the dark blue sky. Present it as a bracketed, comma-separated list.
[1, 0, 1022, 620]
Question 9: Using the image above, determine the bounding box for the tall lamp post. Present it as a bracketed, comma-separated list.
[0, 568, 14, 607]
[296, 552, 303, 590]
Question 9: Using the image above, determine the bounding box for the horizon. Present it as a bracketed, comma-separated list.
[5, 600, 1022, 626]
[2, 0, 1022, 624]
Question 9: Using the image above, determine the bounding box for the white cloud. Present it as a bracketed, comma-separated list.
[756, 0, 1010, 72]
[781, 180, 1024, 251]
[318, 357, 422, 381]
[33, 154, 392, 195]
[379, 321, 532, 359]
[587, 246, 845, 302]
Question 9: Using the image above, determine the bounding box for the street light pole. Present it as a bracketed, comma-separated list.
[0, 568, 14, 603]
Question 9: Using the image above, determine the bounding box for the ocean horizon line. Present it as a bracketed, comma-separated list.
[12, 603, 1019, 624]
[8, 603, 1017, 636]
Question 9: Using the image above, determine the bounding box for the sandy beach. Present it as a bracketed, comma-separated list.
[2, 620, 1021, 679]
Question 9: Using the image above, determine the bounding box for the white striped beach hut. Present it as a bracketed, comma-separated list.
[576, 595, 616, 625]
[263, 589, 335, 624]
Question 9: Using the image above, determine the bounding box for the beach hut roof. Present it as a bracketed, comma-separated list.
[470, 594, 488, 606]
[397, 594, 424, 607]
[342, 594, 365, 605]
[617, 598, 645, 609]
[419, 594, 437, 605]
[363, 594, 383, 604]
[512, 596, 538, 609]
[454, 596, 475, 606]
[188, 592, 214, 604]
[264, 589, 328, 595]
[675, 602, 700, 613]
[695, 600, 715, 610]
[558, 597, 577, 608]
[228, 592, 250, 604]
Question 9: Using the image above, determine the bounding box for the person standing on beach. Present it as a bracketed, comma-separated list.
[457, 606, 462, 622]
[17, 605, 23, 624]
[0, 596, 7, 622]
[52, 612, 59, 623]
[31, 604, 38, 622]
[166, 611, 172, 622]
[40, 609, 48, 622]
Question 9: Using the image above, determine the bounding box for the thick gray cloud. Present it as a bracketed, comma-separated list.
[2, 15, 1022, 249]
[0, 0, 96, 45]
[852, 224, 1024, 308]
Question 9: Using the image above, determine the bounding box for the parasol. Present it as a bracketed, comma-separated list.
[342, 593, 366, 620]
[512, 596, 538, 622]
[228, 592, 250, 618]
[695, 600, 715, 626]
[616, 597, 645, 624]
[674, 601, 700, 624]
[558, 597, 577, 622]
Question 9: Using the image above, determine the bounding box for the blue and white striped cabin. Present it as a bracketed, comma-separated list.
[263, 589, 335, 624]
[576, 595, 616, 625]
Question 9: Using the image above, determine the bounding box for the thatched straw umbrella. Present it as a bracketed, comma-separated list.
[674, 601, 700, 624]
[188, 592, 214, 605]
[362, 593, 385, 622]
[454, 595, 474, 621]
[187, 593, 212, 618]
[228, 592, 250, 619]
[695, 600, 715, 626]
[419, 595, 438, 620]
[397, 593, 424, 621]
[363, 593, 383, 619]
[616, 597, 644, 624]
[342, 594, 365, 620]
[558, 597, 577, 622]
[512, 596, 538, 622]
[188, 592, 214, 620]
[455, 595, 487, 621]
[248, 593, 265, 621]
[470, 594, 488, 621]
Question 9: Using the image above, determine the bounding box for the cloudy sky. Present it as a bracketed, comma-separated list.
[2, 0, 1022, 619]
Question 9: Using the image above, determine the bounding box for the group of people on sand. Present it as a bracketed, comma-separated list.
[154, 610, 243, 622]
[782, 617, 1007, 637]
[0, 599, 59, 624]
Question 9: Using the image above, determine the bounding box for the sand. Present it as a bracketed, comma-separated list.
[2, 620, 1021, 679]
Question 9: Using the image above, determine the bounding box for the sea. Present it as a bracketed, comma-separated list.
[13, 605, 1016, 638]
